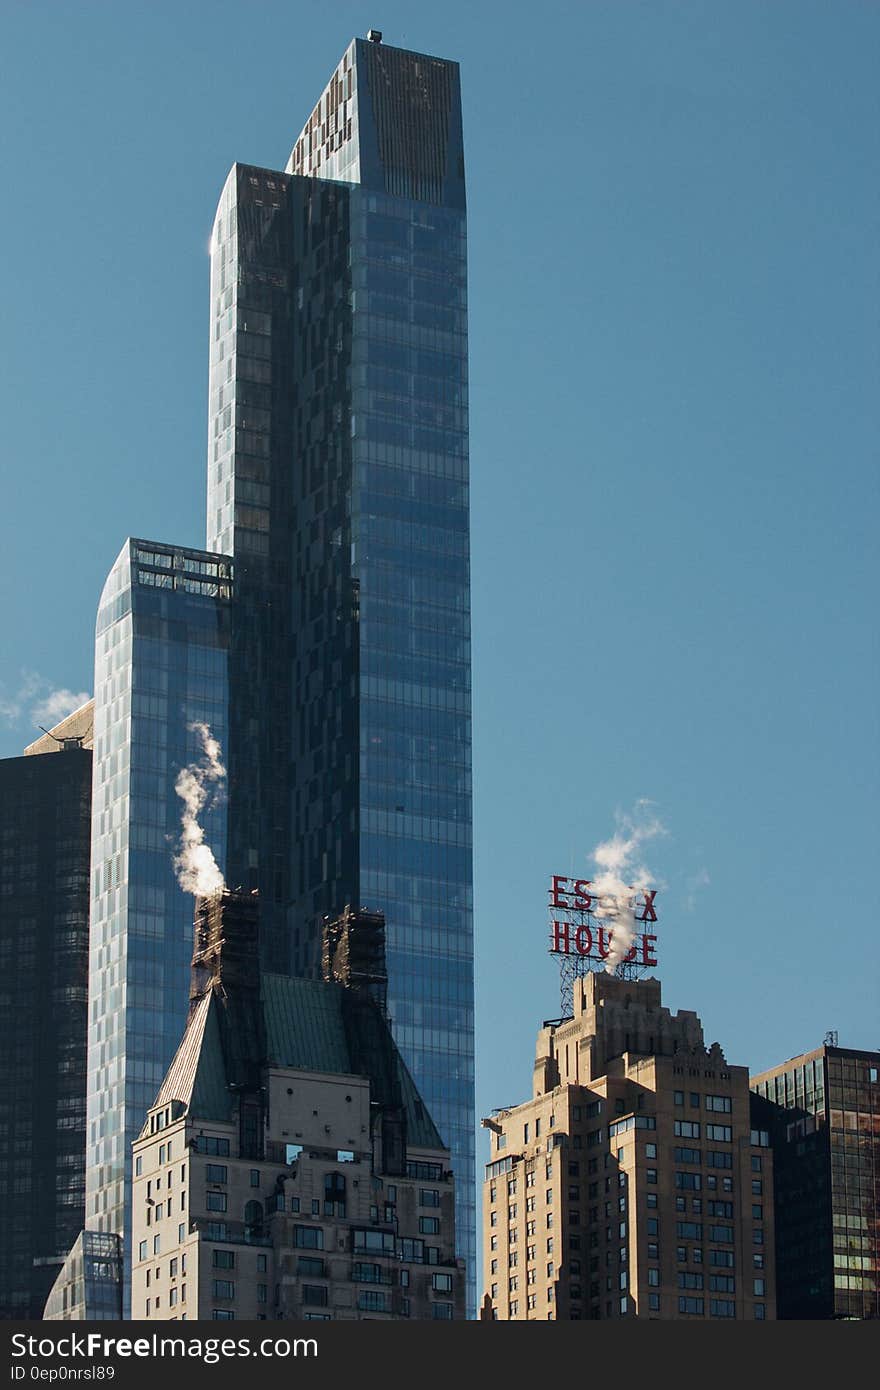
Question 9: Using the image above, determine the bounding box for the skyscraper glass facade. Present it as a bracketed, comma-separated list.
[206, 37, 475, 1303]
[752, 1045, 880, 1319]
[0, 739, 91, 1317]
[84, 539, 231, 1313]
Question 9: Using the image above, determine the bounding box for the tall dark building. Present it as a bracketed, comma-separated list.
[751, 1043, 880, 1319]
[206, 34, 475, 1300]
[0, 704, 93, 1317]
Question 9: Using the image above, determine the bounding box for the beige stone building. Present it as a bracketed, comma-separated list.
[131, 894, 464, 1321]
[481, 973, 775, 1320]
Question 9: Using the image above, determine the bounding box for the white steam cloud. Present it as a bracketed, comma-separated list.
[173, 722, 227, 897]
[591, 801, 665, 974]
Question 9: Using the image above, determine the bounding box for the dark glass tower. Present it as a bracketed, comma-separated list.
[206, 35, 475, 1302]
[751, 1044, 880, 1319]
[0, 713, 92, 1318]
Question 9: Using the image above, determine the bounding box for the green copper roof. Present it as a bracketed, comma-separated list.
[151, 973, 444, 1152]
[190, 996, 235, 1122]
[261, 975, 351, 1073]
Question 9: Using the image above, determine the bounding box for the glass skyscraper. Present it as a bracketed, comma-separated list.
[0, 719, 91, 1318]
[81, 539, 231, 1313]
[206, 35, 475, 1301]
[751, 1044, 880, 1319]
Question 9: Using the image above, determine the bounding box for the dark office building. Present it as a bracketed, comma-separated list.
[0, 704, 93, 1317]
[206, 33, 475, 1302]
[751, 1043, 880, 1319]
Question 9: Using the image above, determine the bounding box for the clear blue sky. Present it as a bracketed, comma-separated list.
[1, 3, 877, 1165]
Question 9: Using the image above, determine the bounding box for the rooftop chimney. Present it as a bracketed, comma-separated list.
[322, 905, 388, 1015]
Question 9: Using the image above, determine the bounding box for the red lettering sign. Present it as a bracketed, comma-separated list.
[635, 889, 657, 923]
[551, 919, 570, 953]
[550, 875, 572, 910]
[548, 873, 659, 971]
[574, 924, 592, 955]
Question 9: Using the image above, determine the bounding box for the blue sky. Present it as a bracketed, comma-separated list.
[1, 2, 877, 1158]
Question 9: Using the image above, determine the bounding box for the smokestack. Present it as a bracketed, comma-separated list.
[322, 905, 388, 1015]
[190, 889, 265, 1116]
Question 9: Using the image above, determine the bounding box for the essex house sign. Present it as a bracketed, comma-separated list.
[548, 874, 659, 970]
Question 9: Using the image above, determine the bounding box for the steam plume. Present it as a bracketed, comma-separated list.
[173, 722, 226, 896]
[591, 801, 665, 974]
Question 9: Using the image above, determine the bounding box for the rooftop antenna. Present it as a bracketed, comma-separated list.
[38, 724, 91, 752]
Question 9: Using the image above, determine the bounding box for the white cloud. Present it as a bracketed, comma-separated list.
[0, 671, 91, 730]
[31, 689, 92, 728]
[683, 867, 711, 913]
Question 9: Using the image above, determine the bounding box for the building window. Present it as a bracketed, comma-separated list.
[705, 1096, 732, 1113]
[303, 1286, 329, 1307]
[212, 1280, 234, 1299]
[195, 1137, 230, 1157]
[432, 1303, 453, 1320]
[678, 1296, 704, 1315]
[674, 1091, 684, 1106]
[675, 1172, 701, 1191]
[710, 1299, 735, 1318]
[212, 1251, 235, 1269]
[206, 1192, 227, 1212]
[674, 1121, 700, 1139]
[250, 1170, 260, 1188]
[294, 1226, 324, 1250]
[138, 1241, 147, 1262]
[649, 1293, 660, 1311]
[648, 1268, 659, 1286]
[754, 1304, 766, 1320]
[212, 1310, 234, 1321]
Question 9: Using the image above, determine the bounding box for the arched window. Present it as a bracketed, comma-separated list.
[244, 1199, 264, 1237]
